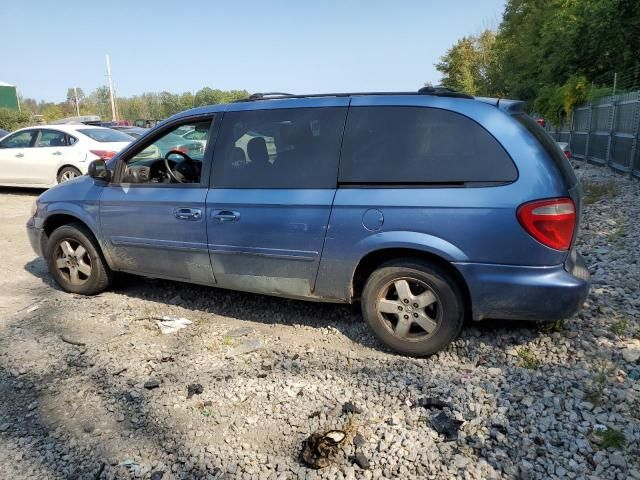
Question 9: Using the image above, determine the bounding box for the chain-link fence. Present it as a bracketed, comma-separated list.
[545, 91, 640, 178]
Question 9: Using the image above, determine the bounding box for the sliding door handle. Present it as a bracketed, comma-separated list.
[212, 210, 240, 223]
[174, 207, 202, 221]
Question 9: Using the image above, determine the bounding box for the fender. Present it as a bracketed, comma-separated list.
[354, 230, 468, 262]
[40, 202, 116, 270]
[314, 230, 468, 301]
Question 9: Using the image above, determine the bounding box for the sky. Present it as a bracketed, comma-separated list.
[1, 0, 505, 103]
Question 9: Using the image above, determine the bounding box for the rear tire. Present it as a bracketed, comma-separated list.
[46, 223, 112, 295]
[57, 166, 82, 183]
[361, 259, 464, 356]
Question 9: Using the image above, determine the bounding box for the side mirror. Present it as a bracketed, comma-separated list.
[88, 159, 112, 182]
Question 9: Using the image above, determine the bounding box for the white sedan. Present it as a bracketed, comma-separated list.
[0, 124, 133, 187]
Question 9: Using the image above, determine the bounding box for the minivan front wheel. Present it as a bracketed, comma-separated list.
[46, 224, 112, 295]
[361, 260, 464, 356]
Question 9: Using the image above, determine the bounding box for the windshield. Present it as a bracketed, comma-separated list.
[78, 128, 134, 143]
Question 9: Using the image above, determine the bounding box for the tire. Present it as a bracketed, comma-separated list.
[57, 166, 82, 183]
[361, 259, 464, 356]
[46, 223, 112, 295]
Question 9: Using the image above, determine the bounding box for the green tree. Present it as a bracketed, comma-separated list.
[0, 108, 31, 131]
[435, 30, 498, 96]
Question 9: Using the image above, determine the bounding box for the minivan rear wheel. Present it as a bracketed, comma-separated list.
[46, 223, 112, 295]
[361, 259, 464, 356]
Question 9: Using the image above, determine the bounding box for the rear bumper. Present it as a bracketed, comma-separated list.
[26, 217, 46, 258]
[454, 250, 590, 321]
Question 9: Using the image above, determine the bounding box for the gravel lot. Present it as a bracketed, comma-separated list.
[0, 162, 638, 480]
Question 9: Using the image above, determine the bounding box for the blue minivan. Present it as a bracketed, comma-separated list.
[26, 89, 590, 355]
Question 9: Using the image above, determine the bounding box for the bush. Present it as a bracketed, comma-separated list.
[0, 108, 31, 132]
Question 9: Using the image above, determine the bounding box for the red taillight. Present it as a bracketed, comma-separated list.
[564, 150, 572, 159]
[90, 150, 117, 160]
[517, 198, 576, 250]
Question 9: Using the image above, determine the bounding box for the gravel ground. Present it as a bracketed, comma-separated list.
[0, 162, 638, 480]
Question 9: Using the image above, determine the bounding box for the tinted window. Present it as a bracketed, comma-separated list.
[0, 130, 37, 148]
[513, 113, 577, 187]
[339, 106, 517, 184]
[78, 128, 134, 143]
[213, 107, 347, 188]
[36, 129, 67, 147]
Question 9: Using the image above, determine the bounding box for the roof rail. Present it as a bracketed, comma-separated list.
[248, 92, 294, 100]
[417, 86, 474, 99]
[235, 87, 474, 102]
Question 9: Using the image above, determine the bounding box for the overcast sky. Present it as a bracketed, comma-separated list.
[2, 0, 505, 102]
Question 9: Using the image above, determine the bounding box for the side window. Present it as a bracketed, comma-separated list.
[339, 107, 517, 184]
[67, 134, 78, 146]
[0, 130, 37, 149]
[212, 107, 347, 188]
[120, 119, 213, 185]
[35, 129, 68, 148]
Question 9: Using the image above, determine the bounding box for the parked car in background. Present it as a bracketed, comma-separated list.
[0, 125, 132, 187]
[109, 125, 203, 159]
[134, 119, 163, 128]
[26, 89, 590, 356]
[0, 128, 8, 138]
[109, 126, 148, 138]
[557, 141, 571, 159]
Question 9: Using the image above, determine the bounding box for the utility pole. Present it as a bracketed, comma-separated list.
[612, 72, 617, 96]
[106, 54, 117, 121]
[73, 87, 80, 116]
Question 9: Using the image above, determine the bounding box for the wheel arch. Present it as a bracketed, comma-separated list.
[351, 247, 472, 317]
[56, 164, 83, 179]
[41, 212, 114, 269]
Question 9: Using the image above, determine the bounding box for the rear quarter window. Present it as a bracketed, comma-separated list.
[513, 113, 577, 187]
[339, 106, 517, 185]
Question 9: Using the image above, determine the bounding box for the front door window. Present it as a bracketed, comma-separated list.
[122, 120, 212, 184]
[0, 130, 37, 149]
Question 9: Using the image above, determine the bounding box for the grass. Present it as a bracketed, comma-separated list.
[539, 320, 564, 334]
[582, 179, 618, 205]
[610, 319, 628, 336]
[222, 335, 234, 346]
[584, 359, 615, 405]
[201, 409, 212, 417]
[594, 428, 626, 450]
[517, 347, 540, 370]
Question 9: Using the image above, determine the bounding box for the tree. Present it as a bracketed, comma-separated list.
[435, 30, 498, 96]
[0, 108, 31, 131]
[436, 0, 640, 121]
[66, 87, 85, 105]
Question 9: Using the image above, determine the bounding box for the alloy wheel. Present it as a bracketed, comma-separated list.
[376, 277, 441, 341]
[55, 239, 92, 285]
[60, 170, 79, 182]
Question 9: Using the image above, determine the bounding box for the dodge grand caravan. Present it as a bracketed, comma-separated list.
[26, 88, 590, 356]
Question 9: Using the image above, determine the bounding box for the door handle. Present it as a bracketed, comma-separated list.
[212, 210, 240, 223]
[15, 153, 24, 158]
[174, 207, 202, 221]
[52, 151, 62, 156]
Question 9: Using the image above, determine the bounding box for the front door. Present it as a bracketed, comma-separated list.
[99, 115, 218, 285]
[30, 129, 75, 184]
[0, 129, 38, 184]
[207, 103, 348, 298]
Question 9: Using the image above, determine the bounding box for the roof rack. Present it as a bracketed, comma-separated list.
[235, 87, 474, 102]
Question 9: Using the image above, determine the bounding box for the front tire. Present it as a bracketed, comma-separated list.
[46, 223, 112, 295]
[57, 166, 82, 183]
[361, 259, 464, 356]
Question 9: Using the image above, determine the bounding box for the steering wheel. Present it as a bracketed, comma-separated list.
[163, 150, 197, 183]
